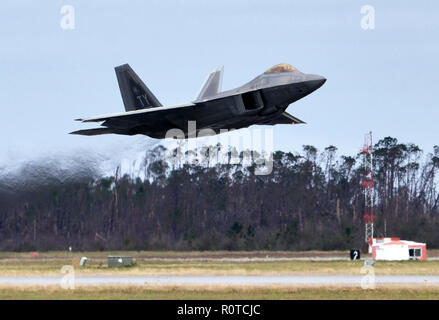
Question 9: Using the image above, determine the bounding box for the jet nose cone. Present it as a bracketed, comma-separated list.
[305, 74, 326, 92]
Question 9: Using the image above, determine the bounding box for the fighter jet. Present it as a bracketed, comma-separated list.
[71, 63, 326, 139]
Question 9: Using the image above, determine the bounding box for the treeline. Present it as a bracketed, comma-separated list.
[0, 136, 438, 251]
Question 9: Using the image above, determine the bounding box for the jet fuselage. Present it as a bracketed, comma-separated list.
[72, 63, 326, 138]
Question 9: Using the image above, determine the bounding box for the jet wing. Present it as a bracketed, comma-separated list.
[76, 102, 195, 123]
[262, 112, 306, 125]
[71, 102, 196, 136]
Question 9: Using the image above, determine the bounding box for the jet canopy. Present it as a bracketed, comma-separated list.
[264, 63, 297, 74]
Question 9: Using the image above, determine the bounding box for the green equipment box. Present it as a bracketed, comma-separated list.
[108, 256, 133, 268]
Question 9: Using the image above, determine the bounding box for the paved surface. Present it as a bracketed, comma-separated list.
[0, 275, 437, 286]
[142, 257, 350, 262]
[0, 257, 350, 262]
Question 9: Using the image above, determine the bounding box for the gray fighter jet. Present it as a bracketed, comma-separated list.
[71, 63, 326, 138]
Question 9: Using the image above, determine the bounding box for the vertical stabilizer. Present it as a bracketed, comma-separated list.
[196, 66, 224, 100]
[115, 64, 162, 111]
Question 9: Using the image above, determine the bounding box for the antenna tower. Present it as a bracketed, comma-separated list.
[361, 131, 374, 245]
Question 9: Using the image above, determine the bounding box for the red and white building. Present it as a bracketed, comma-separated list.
[369, 237, 427, 261]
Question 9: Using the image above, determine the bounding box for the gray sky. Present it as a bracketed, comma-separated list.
[1, 0, 438, 166]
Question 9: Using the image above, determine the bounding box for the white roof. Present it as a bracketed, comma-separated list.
[372, 239, 426, 247]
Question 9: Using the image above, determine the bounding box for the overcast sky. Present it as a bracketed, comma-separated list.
[1, 0, 438, 167]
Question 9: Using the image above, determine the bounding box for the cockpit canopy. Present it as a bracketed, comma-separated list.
[264, 63, 297, 74]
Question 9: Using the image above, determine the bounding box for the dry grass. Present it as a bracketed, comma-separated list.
[1, 251, 439, 299]
[0, 250, 350, 260]
[0, 284, 439, 300]
[0, 251, 438, 276]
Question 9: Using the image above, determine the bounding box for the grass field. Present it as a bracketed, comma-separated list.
[0, 285, 438, 300]
[0, 250, 438, 276]
[1, 251, 439, 299]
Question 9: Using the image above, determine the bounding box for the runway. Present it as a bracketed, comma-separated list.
[0, 275, 437, 286]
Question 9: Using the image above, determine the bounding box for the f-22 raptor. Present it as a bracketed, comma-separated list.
[71, 63, 326, 139]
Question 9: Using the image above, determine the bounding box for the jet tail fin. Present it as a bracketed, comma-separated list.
[196, 66, 223, 100]
[115, 64, 162, 111]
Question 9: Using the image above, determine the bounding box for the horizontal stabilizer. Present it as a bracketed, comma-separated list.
[70, 128, 132, 136]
